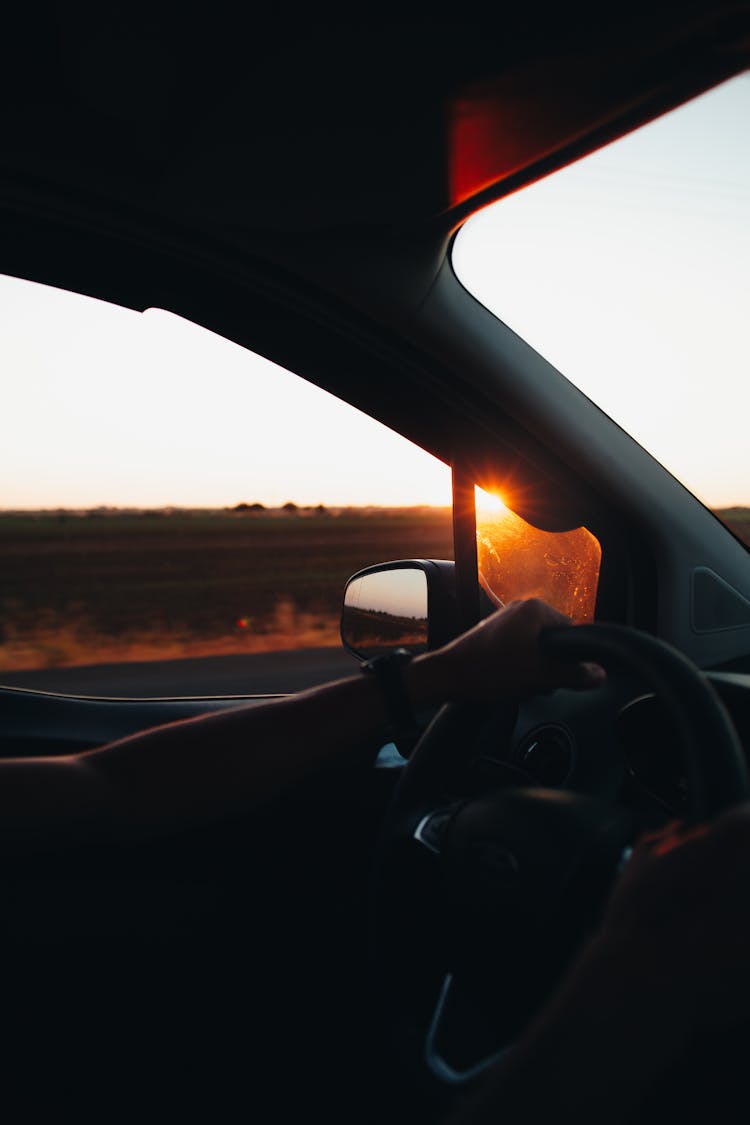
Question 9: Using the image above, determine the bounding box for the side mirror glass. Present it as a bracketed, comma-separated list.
[342, 568, 428, 658]
[341, 560, 458, 660]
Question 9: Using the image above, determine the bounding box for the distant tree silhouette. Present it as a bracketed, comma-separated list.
[281, 501, 298, 513]
[233, 502, 265, 512]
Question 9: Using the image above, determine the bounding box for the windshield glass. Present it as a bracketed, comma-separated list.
[453, 73, 750, 548]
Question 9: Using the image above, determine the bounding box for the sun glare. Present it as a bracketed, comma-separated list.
[475, 486, 511, 516]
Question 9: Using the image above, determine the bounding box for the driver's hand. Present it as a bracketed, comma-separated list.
[453, 810, 750, 1125]
[410, 598, 605, 704]
[597, 803, 750, 1034]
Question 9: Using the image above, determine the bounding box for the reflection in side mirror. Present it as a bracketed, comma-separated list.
[342, 568, 428, 659]
[341, 560, 458, 661]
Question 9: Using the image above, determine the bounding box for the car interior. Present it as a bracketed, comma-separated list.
[1, 4, 750, 1121]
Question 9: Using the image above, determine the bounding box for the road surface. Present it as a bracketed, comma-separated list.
[1, 646, 358, 698]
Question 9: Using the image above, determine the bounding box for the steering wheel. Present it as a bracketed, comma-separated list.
[371, 623, 749, 1095]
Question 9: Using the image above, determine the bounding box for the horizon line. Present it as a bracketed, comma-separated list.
[1, 502, 748, 516]
[0, 502, 455, 513]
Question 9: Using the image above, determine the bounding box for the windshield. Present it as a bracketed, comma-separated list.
[453, 73, 750, 548]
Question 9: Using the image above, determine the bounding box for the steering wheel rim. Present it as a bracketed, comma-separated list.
[541, 624, 748, 820]
[371, 623, 749, 1093]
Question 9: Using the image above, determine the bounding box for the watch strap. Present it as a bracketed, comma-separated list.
[360, 648, 419, 747]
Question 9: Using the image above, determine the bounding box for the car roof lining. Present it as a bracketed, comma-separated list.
[1, 4, 746, 245]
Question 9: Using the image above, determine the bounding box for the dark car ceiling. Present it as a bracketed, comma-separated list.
[2, 3, 747, 251]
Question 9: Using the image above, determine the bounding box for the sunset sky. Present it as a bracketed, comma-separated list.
[2, 73, 747, 511]
[454, 71, 750, 511]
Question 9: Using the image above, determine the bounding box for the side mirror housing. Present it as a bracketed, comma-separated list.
[341, 560, 458, 661]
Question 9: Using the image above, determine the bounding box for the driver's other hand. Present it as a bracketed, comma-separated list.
[598, 802, 750, 1034]
[421, 598, 605, 702]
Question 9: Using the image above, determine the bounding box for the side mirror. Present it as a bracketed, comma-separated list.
[341, 560, 457, 661]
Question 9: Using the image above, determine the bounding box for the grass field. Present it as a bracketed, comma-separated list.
[0, 508, 453, 670]
[1, 506, 747, 672]
[718, 509, 750, 546]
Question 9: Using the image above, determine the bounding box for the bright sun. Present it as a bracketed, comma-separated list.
[475, 486, 511, 515]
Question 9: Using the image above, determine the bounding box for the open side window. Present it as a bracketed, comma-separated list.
[1, 278, 452, 698]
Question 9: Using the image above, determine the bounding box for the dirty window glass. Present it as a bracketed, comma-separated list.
[475, 488, 601, 622]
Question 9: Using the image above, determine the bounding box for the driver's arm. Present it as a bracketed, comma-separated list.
[0, 599, 603, 847]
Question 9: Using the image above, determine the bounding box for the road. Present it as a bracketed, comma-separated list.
[1, 646, 358, 698]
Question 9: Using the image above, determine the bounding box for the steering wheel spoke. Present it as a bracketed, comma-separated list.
[425, 973, 512, 1084]
[413, 807, 458, 855]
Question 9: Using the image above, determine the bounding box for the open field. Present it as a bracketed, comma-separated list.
[1, 506, 746, 674]
[0, 508, 453, 671]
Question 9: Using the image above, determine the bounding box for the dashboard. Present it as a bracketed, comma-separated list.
[469, 671, 750, 828]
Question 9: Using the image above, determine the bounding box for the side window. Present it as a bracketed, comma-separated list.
[1, 277, 452, 697]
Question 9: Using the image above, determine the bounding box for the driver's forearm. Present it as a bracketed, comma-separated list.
[91, 669, 399, 826]
[0, 599, 600, 846]
[14, 651, 445, 841]
[0, 649, 448, 846]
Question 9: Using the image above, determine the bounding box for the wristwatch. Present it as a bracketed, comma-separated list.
[360, 648, 420, 751]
